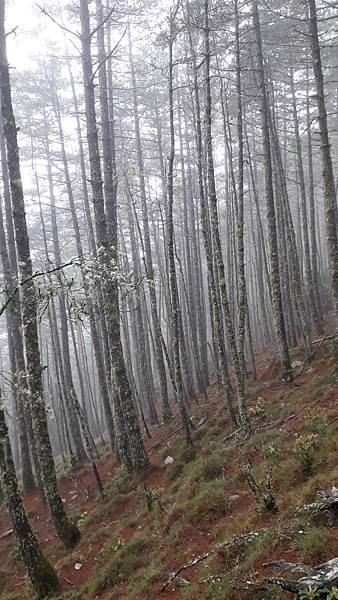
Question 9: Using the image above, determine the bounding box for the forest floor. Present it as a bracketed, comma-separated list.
[0, 339, 338, 600]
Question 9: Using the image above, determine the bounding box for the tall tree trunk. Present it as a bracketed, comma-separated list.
[307, 0, 338, 327]
[79, 0, 148, 470]
[0, 3, 80, 548]
[167, 3, 192, 446]
[290, 69, 323, 335]
[128, 27, 172, 421]
[0, 395, 59, 598]
[0, 196, 35, 492]
[251, 0, 292, 380]
[205, 0, 249, 428]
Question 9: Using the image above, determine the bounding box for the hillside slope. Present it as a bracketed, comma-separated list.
[1, 342, 338, 600]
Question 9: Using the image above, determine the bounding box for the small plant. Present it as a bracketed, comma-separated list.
[324, 586, 338, 600]
[308, 415, 325, 437]
[112, 466, 130, 494]
[249, 396, 265, 417]
[294, 433, 320, 476]
[299, 588, 320, 600]
[199, 454, 225, 481]
[241, 456, 277, 514]
[77, 511, 88, 531]
[324, 587, 338, 599]
[264, 443, 281, 464]
[144, 485, 165, 513]
[112, 537, 125, 552]
[296, 526, 330, 564]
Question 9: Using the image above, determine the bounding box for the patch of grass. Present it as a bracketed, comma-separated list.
[87, 530, 151, 594]
[198, 454, 226, 481]
[88, 526, 110, 544]
[295, 526, 332, 564]
[181, 446, 197, 463]
[124, 558, 162, 598]
[166, 460, 185, 480]
[0, 569, 9, 584]
[187, 480, 228, 524]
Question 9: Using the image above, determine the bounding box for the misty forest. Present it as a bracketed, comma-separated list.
[0, 0, 337, 598]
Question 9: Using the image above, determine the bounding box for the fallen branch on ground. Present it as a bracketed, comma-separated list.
[297, 488, 338, 524]
[266, 556, 338, 595]
[161, 529, 265, 591]
[0, 529, 13, 541]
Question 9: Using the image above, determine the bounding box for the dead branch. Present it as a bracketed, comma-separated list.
[0, 529, 13, 541]
[161, 529, 265, 591]
[266, 556, 338, 595]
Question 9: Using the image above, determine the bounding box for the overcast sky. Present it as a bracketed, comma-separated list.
[6, 1, 66, 69]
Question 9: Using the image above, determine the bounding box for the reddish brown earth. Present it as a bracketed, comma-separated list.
[1, 340, 338, 599]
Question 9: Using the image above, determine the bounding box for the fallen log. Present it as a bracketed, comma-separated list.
[161, 529, 265, 591]
[297, 488, 338, 524]
[267, 556, 338, 596]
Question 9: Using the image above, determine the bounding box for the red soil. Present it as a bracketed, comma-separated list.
[0, 341, 337, 599]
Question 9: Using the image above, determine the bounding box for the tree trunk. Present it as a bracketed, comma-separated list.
[251, 0, 292, 380]
[0, 396, 59, 598]
[307, 0, 338, 328]
[0, 3, 80, 548]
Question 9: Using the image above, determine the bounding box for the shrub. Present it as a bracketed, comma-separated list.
[144, 486, 165, 512]
[181, 446, 196, 463]
[249, 396, 265, 417]
[199, 455, 225, 481]
[166, 460, 185, 480]
[188, 482, 228, 524]
[295, 526, 331, 564]
[293, 434, 320, 476]
[111, 466, 130, 493]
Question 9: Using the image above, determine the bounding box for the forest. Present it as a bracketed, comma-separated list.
[0, 0, 337, 598]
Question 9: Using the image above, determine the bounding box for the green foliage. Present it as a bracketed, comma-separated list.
[198, 454, 225, 481]
[264, 443, 281, 464]
[295, 526, 331, 564]
[166, 460, 185, 480]
[87, 531, 150, 594]
[308, 415, 326, 437]
[111, 466, 130, 494]
[324, 587, 338, 599]
[0, 569, 9, 583]
[299, 587, 320, 600]
[299, 588, 338, 600]
[144, 486, 164, 512]
[249, 396, 265, 417]
[294, 434, 321, 476]
[188, 481, 228, 524]
[181, 446, 196, 463]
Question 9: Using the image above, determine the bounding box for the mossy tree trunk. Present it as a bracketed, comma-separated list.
[307, 0, 338, 329]
[0, 0, 80, 549]
[167, 2, 192, 447]
[251, 0, 292, 381]
[0, 395, 59, 599]
[79, 0, 148, 470]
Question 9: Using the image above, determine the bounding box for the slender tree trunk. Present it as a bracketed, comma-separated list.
[128, 27, 172, 422]
[167, 3, 192, 446]
[251, 0, 292, 380]
[0, 5, 80, 548]
[0, 396, 59, 598]
[307, 0, 338, 327]
[79, 0, 148, 470]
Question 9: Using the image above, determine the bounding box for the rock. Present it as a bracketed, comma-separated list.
[164, 456, 174, 465]
[291, 360, 302, 369]
[228, 494, 240, 502]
